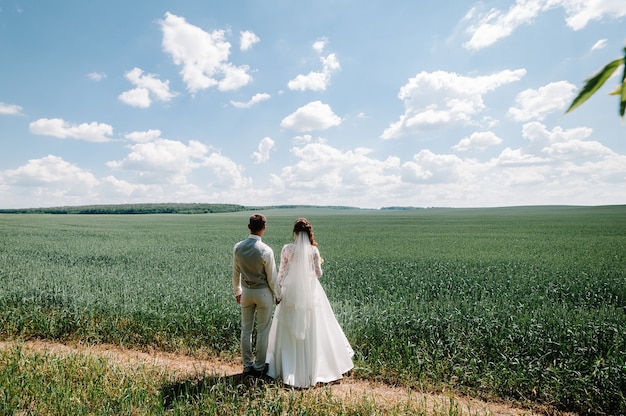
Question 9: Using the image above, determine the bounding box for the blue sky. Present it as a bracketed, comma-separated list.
[1, 0, 625, 209]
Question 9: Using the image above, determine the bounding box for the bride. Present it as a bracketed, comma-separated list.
[266, 218, 354, 388]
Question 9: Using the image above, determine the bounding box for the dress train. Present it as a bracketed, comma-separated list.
[266, 274, 354, 387]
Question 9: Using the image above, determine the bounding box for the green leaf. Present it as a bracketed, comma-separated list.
[619, 48, 626, 118]
[565, 57, 624, 114]
[608, 85, 622, 96]
[619, 83, 626, 118]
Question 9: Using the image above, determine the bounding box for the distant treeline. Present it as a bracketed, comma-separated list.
[0, 203, 369, 215]
[379, 206, 424, 211]
[0, 203, 249, 215]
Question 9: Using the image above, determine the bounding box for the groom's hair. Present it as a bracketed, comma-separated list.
[248, 214, 267, 233]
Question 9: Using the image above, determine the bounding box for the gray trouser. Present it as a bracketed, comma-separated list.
[240, 287, 274, 372]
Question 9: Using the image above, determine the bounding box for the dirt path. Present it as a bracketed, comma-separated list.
[0, 340, 561, 415]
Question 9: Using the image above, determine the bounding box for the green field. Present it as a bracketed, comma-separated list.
[0, 206, 624, 414]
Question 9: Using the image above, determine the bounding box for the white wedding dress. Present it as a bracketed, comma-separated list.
[266, 233, 354, 388]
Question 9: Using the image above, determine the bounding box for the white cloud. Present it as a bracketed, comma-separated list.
[263, 123, 623, 208]
[98, 175, 203, 203]
[281, 101, 342, 132]
[86, 72, 107, 81]
[118, 67, 177, 108]
[293, 134, 313, 145]
[0, 102, 23, 115]
[125, 129, 162, 143]
[253, 137, 275, 163]
[312, 38, 327, 53]
[401, 150, 477, 184]
[29, 118, 113, 142]
[288, 41, 340, 92]
[3, 122, 625, 209]
[564, 153, 626, 184]
[231, 92, 271, 108]
[498, 163, 549, 186]
[288, 71, 328, 92]
[107, 132, 251, 190]
[0, 156, 113, 208]
[560, 0, 626, 31]
[508, 81, 576, 122]
[381, 69, 526, 139]
[219, 63, 253, 91]
[463, 0, 544, 51]
[522, 121, 593, 144]
[453, 131, 504, 152]
[100, 175, 146, 197]
[591, 38, 608, 51]
[270, 139, 604, 208]
[240, 30, 260, 51]
[118, 88, 151, 108]
[159, 12, 252, 93]
[0, 147, 253, 207]
[521, 121, 613, 161]
[203, 152, 252, 189]
[107, 137, 207, 179]
[278, 141, 401, 200]
[4, 155, 98, 188]
[543, 139, 616, 160]
[491, 147, 550, 167]
[463, 1, 626, 50]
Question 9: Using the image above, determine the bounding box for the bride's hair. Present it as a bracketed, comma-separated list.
[293, 217, 317, 246]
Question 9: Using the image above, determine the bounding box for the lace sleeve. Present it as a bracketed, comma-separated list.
[312, 246, 323, 278]
[277, 243, 293, 284]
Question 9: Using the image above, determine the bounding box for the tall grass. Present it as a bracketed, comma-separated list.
[0, 343, 469, 415]
[0, 343, 166, 415]
[0, 206, 624, 414]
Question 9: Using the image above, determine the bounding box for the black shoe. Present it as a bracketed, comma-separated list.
[244, 368, 263, 378]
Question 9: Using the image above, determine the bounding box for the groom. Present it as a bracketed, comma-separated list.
[232, 213, 281, 377]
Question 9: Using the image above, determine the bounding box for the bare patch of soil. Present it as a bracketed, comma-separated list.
[0, 340, 569, 415]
